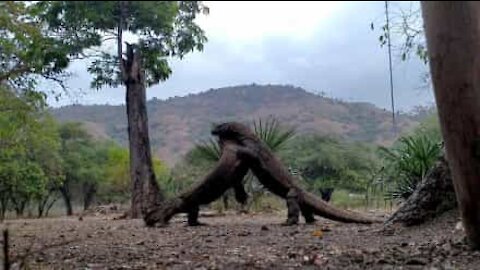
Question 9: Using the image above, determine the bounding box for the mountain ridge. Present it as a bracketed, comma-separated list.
[51, 84, 421, 166]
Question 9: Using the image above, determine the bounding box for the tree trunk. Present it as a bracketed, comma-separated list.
[59, 185, 73, 216]
[11, 198, 26, 217]
[83, 183, 96, 211]
[123, 44, 164, 218]
[421, 1, 480, 249]
[45, 195, 59, 217]
[38, 190, 55, 218]
[0, 197, 7, 221]
[38, 197, 46, 218]
[385, 153, 457, 226]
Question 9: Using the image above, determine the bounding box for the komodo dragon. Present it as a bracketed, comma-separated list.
[144, 139, 249, 227]
[211, 122, 383, 225]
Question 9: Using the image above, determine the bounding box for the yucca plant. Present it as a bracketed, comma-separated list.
[379, 134, 442, 201]
[253, 117, 296, 152]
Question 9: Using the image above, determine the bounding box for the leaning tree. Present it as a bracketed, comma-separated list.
[39, 1, 208, 218]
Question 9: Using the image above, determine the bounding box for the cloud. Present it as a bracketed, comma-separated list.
[45, 1, 434, 112]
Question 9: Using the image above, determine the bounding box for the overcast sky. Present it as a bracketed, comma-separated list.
[45, 1, 434, 112]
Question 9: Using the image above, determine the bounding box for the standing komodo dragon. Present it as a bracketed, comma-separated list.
[211, 122, 383, 225]
[144, 140, 249, 227]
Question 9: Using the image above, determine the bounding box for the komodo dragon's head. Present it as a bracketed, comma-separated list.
[211, 122, 256, 142]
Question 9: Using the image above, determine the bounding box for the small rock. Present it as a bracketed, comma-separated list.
[261, 225, 269, 231]
[136, 240, 145, 245]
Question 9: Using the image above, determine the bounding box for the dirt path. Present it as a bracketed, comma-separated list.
[1, 210, 478, 269]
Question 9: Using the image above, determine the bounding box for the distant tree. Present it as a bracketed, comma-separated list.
[40, 1, 209, 218]
[281, 136, 380, 195]
[0, 87, 63, 218]
[100, 144, 170, 204]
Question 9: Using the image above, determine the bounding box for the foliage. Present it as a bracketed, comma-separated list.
[379, 132, 442, 201]
[371, 1, 427, 64]
[0, 86, 63, 217]
[0, 1, 96, 98]
[39, 1, 208, 89]
[99, 143, 170, 203]
[281, 135, 381, 194]
[253, 117, 296, 152]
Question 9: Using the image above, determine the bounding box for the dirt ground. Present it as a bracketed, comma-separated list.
[1, 207, 479, 270]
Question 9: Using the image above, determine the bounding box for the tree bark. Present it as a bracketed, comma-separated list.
[123, 44, 164, 218]
[385, 153, 457, 226]
[421, 1, 480, 248]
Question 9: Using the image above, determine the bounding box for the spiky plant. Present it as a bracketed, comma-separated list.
[379, 134, 442, 201]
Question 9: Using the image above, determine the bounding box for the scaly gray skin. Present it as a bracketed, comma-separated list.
[144, 140, 249, 227]
[211, 122, 383, 225]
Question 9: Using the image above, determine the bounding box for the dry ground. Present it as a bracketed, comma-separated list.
[1, 208, 479, 270]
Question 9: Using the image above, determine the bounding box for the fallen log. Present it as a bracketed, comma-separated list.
[212, 122, 383, 225]
[143, 140, 249, 227]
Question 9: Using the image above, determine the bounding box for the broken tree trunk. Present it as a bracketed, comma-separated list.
[421, 1, 480, 249]
[212, 122, 382, 225]
[123, 44, 165, 218]
[385, 152, 457, 226]
[144, 141, 249, 227]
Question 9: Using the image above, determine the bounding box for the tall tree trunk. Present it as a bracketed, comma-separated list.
[421, 1, 480, 249]
[59, 185, 73, 216]
[123, 44, 164, 218]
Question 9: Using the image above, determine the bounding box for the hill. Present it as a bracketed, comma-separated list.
[51, 84, 420, 166]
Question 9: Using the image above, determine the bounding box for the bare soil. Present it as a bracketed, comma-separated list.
[1, 208, 479, 270]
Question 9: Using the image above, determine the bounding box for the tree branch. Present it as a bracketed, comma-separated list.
[41, 74, 68, 92]
[0, 65, 31, 82]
